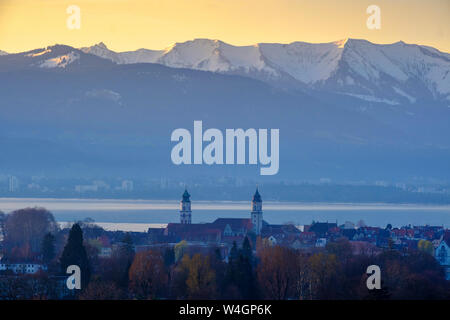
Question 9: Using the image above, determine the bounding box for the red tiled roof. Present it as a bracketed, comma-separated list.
[211, 218, 252, 230]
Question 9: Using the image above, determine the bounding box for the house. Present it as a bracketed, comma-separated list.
[267, 235, 277, 246]
[315, 238, 327, 248]
[307, 222, 337, 238]
[0, 262, 47, 274]
[349, 241, 380, 255]
[435, 231, 450, 280]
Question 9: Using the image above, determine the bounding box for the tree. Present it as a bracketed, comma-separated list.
[294, 251, 311, 300]
[120, 233, 135, 260]
[229, 241, 239, 262]
[326, 238, 352, 264]
[163, 247, 175, 267]
[236, 238, 257, 299]
[257, 246, 297, 300]
[3, 208, 58, 259]
[129, 250, 168, 299]
[224, 239, 257, 299]
[174, 240, 187, 262]
[60, 224, 91, 288]
[356, 220, 366, 228]
[417, 239, 434, 255]
[41, 232, 55, 264]
[308, 253, 339, 299]
[241, 236, 253, 265]
[182, 254, 217, 299]
[79, 278, 126, 300]
[106, 233, 136, 288]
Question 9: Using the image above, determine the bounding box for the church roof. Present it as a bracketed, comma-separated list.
[166, 223, 221, 236]
[211, 218, 252, 230]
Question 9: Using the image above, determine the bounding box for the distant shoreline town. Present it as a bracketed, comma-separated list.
[0, 189, 449, 300]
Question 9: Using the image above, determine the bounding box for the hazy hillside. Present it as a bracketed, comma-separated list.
[0, 43, 449, 184]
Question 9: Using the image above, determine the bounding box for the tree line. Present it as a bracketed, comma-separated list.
[0, 208, 449, 300]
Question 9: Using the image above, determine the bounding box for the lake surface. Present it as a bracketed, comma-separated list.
[1, 198, 450, 231]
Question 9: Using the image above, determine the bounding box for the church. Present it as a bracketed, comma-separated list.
[160, 188, 300, 244]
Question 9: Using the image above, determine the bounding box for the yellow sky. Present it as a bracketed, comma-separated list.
[0, 0, 449, 53]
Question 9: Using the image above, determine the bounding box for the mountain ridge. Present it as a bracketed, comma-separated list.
[1, 41, 450, 181]
[1, 38, 450, 105]
[77, 38, 449, 104]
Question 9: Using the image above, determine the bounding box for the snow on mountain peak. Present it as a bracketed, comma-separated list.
[0, 50, 8, 56]
[73, 39, 450, 102]
[80, 42, 164, 64]
[39, 51, 80, 68]
[26, 48, 52, 57]
[334, 38, 348, 48]
[96, 42, 108, 49]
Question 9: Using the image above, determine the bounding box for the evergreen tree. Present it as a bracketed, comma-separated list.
[225, 241, 239, 292]
[237, 237, 257, 299]
[163, 247, 175, 267]
[241, 236, 253, 265]
[118, 233, 135, 287]
[60, 224, 90, 288]
[225, 239, 257, 299]
[41, 232, 55, 264]
[229, 241, 239, 263]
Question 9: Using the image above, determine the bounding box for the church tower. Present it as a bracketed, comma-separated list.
[251, 188, 263, 235]
[180, 189, 192, 224]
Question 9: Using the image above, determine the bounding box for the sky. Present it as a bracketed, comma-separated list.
[0, 0, 449, 53]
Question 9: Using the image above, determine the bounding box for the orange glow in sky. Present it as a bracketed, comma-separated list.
[0, 0, 449, 53]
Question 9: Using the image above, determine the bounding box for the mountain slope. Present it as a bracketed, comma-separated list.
[80, 38, 450, 104]
[1, 44, 450, 182]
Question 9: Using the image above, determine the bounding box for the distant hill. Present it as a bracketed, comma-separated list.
[0, 42, 449, 183]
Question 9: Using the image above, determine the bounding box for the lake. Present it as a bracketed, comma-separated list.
[1, 198, 450, 231]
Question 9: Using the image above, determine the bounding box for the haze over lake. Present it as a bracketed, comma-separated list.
[1, 198, 450, 231]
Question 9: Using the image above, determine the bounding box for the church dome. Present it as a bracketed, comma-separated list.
[182, 189, 191, 202]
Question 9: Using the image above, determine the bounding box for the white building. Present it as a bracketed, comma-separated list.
[315, 238, 327, 248]
[121, 180, 134, 192]
[435, 233, 450, 280]
[75, 185, 98, 193]
[9, 176, 19, 192]
[0, 263, 47, 274]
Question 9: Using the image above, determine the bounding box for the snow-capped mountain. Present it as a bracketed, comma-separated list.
[0, 44, 114, 72]
[2, 41, 450, 182]
[80, 42, 165, 64]
[1, 39, 449, 104]
[0, 50, 8, 56]
[80, 38, 450, 104]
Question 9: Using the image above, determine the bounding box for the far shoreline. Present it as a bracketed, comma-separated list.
[1, 197, 450, 211]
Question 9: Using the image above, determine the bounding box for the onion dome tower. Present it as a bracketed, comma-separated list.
[251, 188, 263, 235]
[180, 189, 192, 224]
